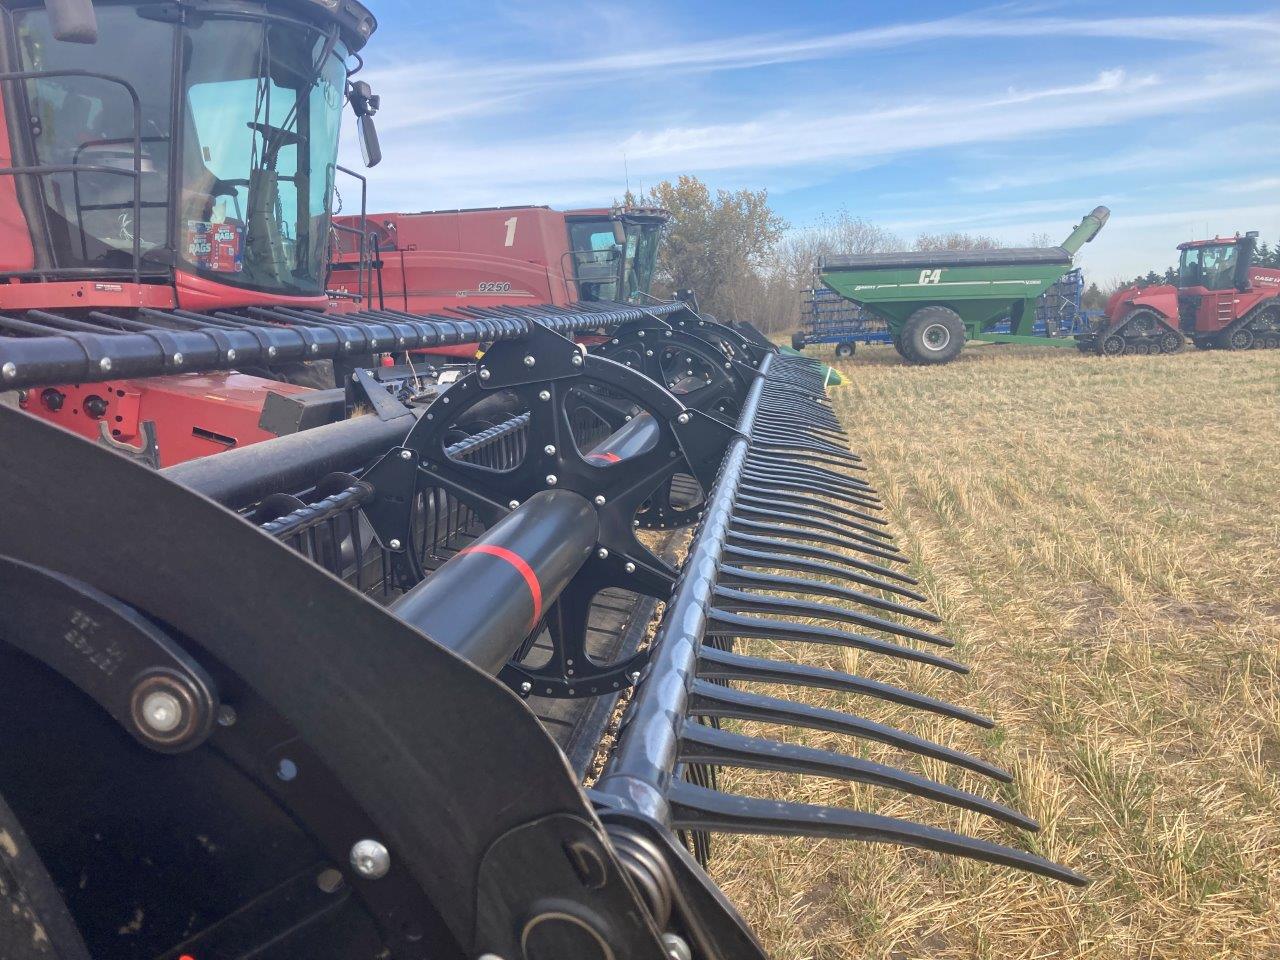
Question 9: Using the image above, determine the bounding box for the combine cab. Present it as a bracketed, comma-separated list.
[330, 205, 668, 312]
[1080, 232, 1280, 354]
[1, 3, 1087, 958]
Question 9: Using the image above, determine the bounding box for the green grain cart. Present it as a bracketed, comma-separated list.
[819, 206, 1110, 364]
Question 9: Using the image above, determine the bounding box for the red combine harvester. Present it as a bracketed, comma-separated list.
[1080, 231, 1280, 354]
[330, 204, 668, 321]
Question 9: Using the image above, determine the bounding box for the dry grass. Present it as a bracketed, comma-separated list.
[709, 343, 1280, 959]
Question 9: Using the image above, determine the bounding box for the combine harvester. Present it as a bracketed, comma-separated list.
[0, 1, 1086, 957]
[818, 207, 1110, 364]
[1078, 231, 1280, 354]
[330, 204, 669, 321]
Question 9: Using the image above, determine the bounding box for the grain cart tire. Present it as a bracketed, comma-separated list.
[834, 342, 855, 359]
[892, 334, 916, 362]
[901, 307, 965, 365]
[791, 331, 806, 351]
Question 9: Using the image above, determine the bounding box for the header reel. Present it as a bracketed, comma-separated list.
[0, 302, 1085, 960]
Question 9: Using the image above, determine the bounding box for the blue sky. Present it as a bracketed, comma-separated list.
[340, 1, 1280, 281]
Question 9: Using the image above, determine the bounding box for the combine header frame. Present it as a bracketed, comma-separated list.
[1, 296, 1086, 960]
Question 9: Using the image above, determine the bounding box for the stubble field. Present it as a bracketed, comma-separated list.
[708, 343, 1280, 959]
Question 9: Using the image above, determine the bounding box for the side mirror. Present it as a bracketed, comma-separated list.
[348, 80, 381, 168]
[45, 0, 98, 43]
[357, 114, 381, 168]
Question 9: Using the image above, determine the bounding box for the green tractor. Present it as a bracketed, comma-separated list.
[819, 207, 1110, 364]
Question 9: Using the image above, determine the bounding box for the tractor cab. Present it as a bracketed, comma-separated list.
[0, 0, 380, 312]
[1176, 234, 1256, 293]
[564, 206, 666, 302]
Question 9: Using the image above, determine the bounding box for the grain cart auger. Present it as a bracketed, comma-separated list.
[1, 291, 1087, 957]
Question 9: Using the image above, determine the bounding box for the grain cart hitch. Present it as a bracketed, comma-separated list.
[0, 326, 1084, 959]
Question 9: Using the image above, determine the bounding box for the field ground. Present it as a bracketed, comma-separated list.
[708, 342, 1280, 959]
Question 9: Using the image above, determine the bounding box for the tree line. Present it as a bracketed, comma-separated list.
[621, 176, 1279, 330]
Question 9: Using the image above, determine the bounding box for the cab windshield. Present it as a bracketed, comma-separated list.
[1178, 243, 1238, 290]
[9, 6, 347, 294]
[568, 219, 622, 301]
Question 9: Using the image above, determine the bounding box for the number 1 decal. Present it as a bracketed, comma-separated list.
[503, 216, 518, 247]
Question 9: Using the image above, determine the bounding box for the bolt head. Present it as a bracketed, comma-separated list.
[99, 357, 113, 372]
[139, 690, 183, 734]
[350, 839, 391, 880]
[399, 449, 413, 460]
[545, 474, 558, 486]
[267, 346, 278, 358]
[538, 389, 551, 401]
[172, 352, 184, 365]
[570, 352, 583, 366]
[543, 444, 556, 456]
[662, 933, 693, 960]
[1, 362, 16, 380]
[638, 330, 645, 338]
[624, 562, 636, 573]
[519, 681, 532, 694]
[593, 494, 606, 506]
[664, 330, 672, 338]
[523, 355, 536, 367]
[388, 538, 402, 550]
[225, 350, 236, 362]
[677, 412, 690, 424]
[311, 343, 320, 354]
[645, 349, 654, 357]
[508, 499, 520, 509]
[478, 367, 491, 380]
[596, 547, 609, 559]
[629, 671, 641, 683]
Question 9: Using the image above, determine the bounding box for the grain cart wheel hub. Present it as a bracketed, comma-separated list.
[901, 307, 965, 364]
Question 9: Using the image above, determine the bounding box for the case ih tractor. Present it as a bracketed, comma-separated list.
[0, 2, 1087, 958]
[1080, 232, 1280, 354]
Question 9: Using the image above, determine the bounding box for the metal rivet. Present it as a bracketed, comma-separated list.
[388, 538, 402, 550]
[508, 500, 519, 509]
[624, 562, 636, 573]
[545, 474, 558, 486]
[543, 444, 556, 456]
[139, 690, 183, 734]
[2, 362, 16, 380]
[350, 839, 391, 879]
[399, 449, 413, 460]
[172, 352, 184, 365]
[677, 413, 690, 424]
[593, 495, 606, 506]
[596, 547, 609, 559]
[478, 367, 491, 380]
[523, 355, 536, 367]
[99, 356, 113, 372]
[538, 389, 551, 401]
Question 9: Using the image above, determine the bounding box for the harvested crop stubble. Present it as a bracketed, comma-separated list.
[711, 343, 1280, 959]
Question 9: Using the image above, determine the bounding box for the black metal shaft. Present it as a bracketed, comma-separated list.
[162, 411, 420, 509]
[389, 489, 599, 675]
[585, 411, 662, 463]
[594, 353, 772, 820]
